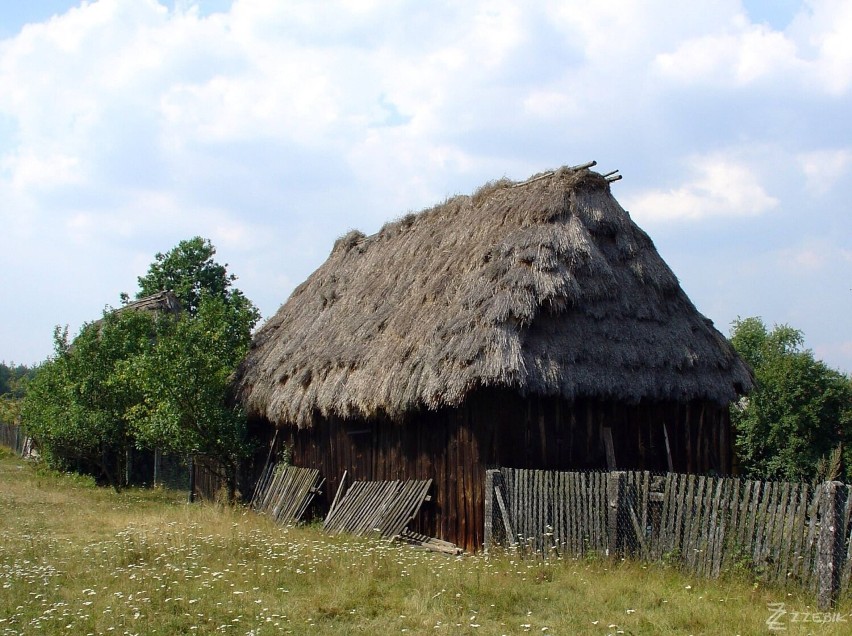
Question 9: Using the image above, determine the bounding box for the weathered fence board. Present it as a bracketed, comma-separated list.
[251, 464, 323, 526]
[323, 479, 432, 539]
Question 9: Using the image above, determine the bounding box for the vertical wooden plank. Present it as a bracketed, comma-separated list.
[603, 427, 616, 470]
[655, 473, 671, 559]
[582, 472, 591, 554]
[681, 475, 698, 570]
[581, 471, 590, 554]
[568, 471, 576, 554]
[694, 476, 710, 574]
[640, 471, 650, 545]
[802, 487, 822, 590]
[711, 478, 731, 577]
[752, 481, 772, 570]
[575, 471, 583, 555]
[734, 479, 752, 550]
[705, 477, 723, 577]
[578, 472, 587, 554]
[607, 472, 626, 558]
[533, 469, 542, 552]
[840, 489, 852, 595]
[521, 468, 530, 548]
[566, 471, 575, 554]
[778, 483, 799, 583]
[766, 483, 789, 583]
[598, 471, 607, 552]
[557, 470, 567, 553]
[548, 470, 556, 552]
[673, 474, 690, 557]
[593, 471, 601, 553]
[513, 468, 522, 546]
[840, 486, 852, 594]
[790, 483, 810, 582]
[552, 471, 560, 552]
[744, 481, 762, 561]
[725, 478, 741, 560]
[483, 469, 495, 551]
[698, 476, 714, 576]
[770, 482, 787, 580]
[662, 422, 674, 473]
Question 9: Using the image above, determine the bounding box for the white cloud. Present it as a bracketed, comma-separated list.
[776, 240, 852, 272]
[0, 0, 850, 374]
[3, 150, 82, 190]
[626, 155, 778, 222]
[655, 22, 801, 86]
[791, 0, 852, 94]
[798, 148, 852, 194]
[653, 0, 852, 94]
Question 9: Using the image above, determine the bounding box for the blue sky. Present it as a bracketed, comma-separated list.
[0, 0, 850, 373]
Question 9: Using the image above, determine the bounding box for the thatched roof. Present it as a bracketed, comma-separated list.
[86, 291, 181, 335]
[236, 164, 752, 428]
[116, 290, 182, 316]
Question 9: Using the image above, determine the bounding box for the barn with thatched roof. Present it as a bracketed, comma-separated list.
[235, 163, 752, 550]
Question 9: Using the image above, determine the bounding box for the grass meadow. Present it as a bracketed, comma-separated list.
[1, 447, 850, 635]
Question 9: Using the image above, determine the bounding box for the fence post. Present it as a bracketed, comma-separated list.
[817, 481, 846, 609]
[608, 471, 626, 558]
[188, 455, 196, 503]
[484, 469, 497, 552]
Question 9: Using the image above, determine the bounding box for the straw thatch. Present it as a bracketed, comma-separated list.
[116, 290, 182, 316]
[86, 291, 181, 335]
[236, 165, 752, 428]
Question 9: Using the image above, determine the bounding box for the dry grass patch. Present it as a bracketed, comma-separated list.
[1, 448, 850, 635]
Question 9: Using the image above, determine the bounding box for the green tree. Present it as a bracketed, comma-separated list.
[132, 294, 256, 501]
[22, 313, 155, 490]
[23, 237, 260, 499]
[0, 362, 33, 425]
[130, 236, 258, 325]
[730, 317, 852, 482]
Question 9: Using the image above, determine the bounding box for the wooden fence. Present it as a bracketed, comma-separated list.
[0, 423, 32, 457]
[485, 468, 852, 608]
[251, 464, 323, 525]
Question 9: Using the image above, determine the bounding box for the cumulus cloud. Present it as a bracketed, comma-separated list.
[655, 21, 802, 87]
[625, 155, 778, 222]
[798, 148, 852, 194]
[0, 0, 850, 371]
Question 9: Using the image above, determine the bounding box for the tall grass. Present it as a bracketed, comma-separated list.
[1, 447, 849, 635]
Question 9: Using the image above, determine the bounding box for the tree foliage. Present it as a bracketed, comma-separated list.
[730, 317, 852, 482]
[0, 361, 34, 425]
[131, 236, 258, 326]
[23, 238, 260, 500]
[131, 295, 256, 500]
[0, 362, 33, 398]
[22, 314, 154, 490]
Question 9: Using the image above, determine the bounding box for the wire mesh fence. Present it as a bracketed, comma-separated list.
[485, 467, 852, 607]
[0, 423, 189, 491]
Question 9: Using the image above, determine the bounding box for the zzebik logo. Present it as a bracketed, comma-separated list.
[766, 602, 848, 631]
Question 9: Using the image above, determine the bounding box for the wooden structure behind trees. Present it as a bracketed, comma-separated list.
[235, 164, 752, 550]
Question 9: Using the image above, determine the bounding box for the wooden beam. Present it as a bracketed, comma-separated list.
[603, 427, 617, 471]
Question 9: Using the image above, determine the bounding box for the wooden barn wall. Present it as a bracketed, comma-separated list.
[274, 389, 732, 551]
